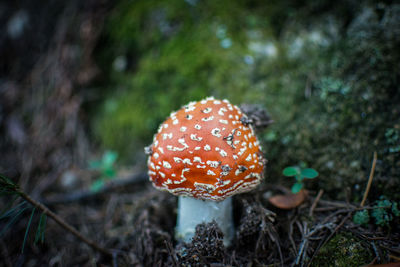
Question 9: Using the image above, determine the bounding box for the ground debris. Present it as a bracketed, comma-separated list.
[234, 198, 282, 266]
[176, 221, 226, 266]
[116, 191, 176, 266]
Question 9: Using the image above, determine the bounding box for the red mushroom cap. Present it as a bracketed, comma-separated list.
[146, 97, 265, 201]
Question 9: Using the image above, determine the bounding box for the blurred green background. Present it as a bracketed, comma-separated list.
[92, 0, 400, 200]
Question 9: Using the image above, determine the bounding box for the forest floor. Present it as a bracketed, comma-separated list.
[1, 170, 399, 266]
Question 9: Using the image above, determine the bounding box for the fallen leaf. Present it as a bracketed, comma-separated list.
[268, 190, 307, 209]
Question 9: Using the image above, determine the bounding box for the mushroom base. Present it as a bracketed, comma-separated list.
[175, 196, 234, 247]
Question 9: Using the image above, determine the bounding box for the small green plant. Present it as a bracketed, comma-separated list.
[282, 166, 319, 193]
[353, 196, 400, 227]
[372, 197, 400, 226]
[89, 150, 118, 192]
[352, 209, 369, 226]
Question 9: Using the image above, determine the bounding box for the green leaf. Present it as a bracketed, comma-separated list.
[102, 150, 118, 167]
[301, 168, 319, 179]
[104, 168, 116, 178]
[22, 207, 36, 253]
[90, 179, 105, 192]
[295, 175, 303, 182]
[283, 167, 299, 177]
[291, 182, 303, 194]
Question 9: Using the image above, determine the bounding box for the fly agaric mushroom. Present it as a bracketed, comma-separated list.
[145, 97, 265, 246]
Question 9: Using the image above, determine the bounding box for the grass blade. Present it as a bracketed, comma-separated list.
[22, 207, 36, 253]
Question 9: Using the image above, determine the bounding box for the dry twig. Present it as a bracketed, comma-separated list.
[294, 221, 335, 267]
[360, 151, 378, 207]
[288, 217, 297, 253]
[309, 189, 324, 217]
[389, 254, 400, 262]
[165, 240, 179, 267]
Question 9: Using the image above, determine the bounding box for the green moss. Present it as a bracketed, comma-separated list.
[311, 232, 373, 267]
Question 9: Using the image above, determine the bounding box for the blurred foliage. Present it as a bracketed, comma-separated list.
[93, 0, 400, 199]
[89, 150, 118, 191]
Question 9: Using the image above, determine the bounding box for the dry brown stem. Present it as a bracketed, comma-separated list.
[360, 151, 378, 207]
[309, 189, 324, 217]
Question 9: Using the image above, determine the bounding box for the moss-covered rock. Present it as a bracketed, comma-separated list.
[311, 232, 374, 267]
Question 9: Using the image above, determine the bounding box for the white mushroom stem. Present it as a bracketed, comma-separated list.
[175, 196, 234, 246]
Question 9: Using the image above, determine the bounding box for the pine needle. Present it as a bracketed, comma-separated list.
[0, 173, 113, 257]
[34, 213, 47, 244]
[0, 174, 19, 193]
[0, 206, 29, 237]
[22, 207, 36, 253]
[0, 201, 27, 220]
